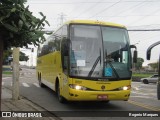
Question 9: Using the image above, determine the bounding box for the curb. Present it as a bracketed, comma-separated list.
[2, 86, 61, 120]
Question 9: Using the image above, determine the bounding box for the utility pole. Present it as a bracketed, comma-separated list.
[0, 38, 4, 110]
[12, 47, 20, 101]
[59, 13, 66, 26]
[31, 48, 34, 67]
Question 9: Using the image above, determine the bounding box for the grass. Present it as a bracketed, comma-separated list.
[132, 73, 153, 78]
[2, 65, 12, 76]
[2, 71, 12, 75]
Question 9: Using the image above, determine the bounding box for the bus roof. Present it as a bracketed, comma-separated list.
[64, 20, 126, 28]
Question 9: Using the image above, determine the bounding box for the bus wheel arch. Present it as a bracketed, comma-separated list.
[55, 78, 66, 103]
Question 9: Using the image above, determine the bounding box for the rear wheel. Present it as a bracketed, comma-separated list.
[38, 73, 45, 87]
[56, 81, 66, 103]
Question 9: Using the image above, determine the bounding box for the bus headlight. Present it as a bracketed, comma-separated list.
[119, 85, 131, 90]
[69, 84, 87, 90]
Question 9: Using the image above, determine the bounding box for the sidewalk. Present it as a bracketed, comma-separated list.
[1, 86, 57, 120]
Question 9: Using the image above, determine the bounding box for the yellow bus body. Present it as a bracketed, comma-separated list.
[37, 20, 131, 102]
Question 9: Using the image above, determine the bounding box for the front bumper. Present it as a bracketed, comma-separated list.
[66, 88, 130, 101]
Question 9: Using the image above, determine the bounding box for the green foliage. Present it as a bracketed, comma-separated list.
[2, 71, 12, 75]
[0, 0, 50, 49]
[3, 49, 12, 62]
[135, 57, 144, 70]
[19, 51, 29, 61]
[132, 73, 153, 78]
[149, 62, 159, 70]
[3, 49, 29, 62]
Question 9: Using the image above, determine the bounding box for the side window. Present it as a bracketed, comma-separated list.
[41, 44, 49, 56]
[61, 25, 69, 74]
[48, 35, 56, 53]
[37, 46, 42, 57]
[47, 28, 63, 53]
[37, 27, 63, 57]
[53, 28, 62, 51]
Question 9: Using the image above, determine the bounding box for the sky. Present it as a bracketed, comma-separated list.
[23, 0, 160, 66]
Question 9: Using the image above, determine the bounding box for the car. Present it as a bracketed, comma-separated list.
[140, 74, 159, 84]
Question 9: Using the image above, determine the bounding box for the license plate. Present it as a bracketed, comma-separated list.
[97, 95, 108, 100]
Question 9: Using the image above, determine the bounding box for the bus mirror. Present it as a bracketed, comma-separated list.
[133, 50, 137, 63]
[130, 45, 137, 63]
[130, 45, 136, 49]
[147, 50, 151, 60]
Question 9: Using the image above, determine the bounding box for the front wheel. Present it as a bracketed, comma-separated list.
[57, 82, 66, 103]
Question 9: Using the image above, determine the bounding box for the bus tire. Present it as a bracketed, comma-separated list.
[38, 73, 45, 88]
[56, 81, 66, 103]
[157, 83, 160, 100]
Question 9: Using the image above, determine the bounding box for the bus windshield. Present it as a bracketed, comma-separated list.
[70, 25, 131, 80]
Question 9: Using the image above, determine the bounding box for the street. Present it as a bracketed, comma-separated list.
[2, 68, 160, 119]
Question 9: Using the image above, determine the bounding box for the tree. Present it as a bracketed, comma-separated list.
[135, 57, 144, 70]
[3, 50, 29, 63]
[19, 52, 29, 61]
[0, 0, 49, 109]
[3, 49, 12, 64]
[148, 62, 159, 71]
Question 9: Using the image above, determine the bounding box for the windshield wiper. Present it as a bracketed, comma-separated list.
[88, 56, 100, 77]
[88, 48, 101, 77]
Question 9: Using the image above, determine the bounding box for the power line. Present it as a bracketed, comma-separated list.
[96, 0, 147, 20]
[27, 1, 120, 4]
[72, 0, 103, 18]
[88, 0, 122, 19]
[28, 1, 160, 4]
[127, 2, 160, 26]
[128, 29, 160, 31]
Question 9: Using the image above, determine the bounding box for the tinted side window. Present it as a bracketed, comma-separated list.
[41, 44, 49, 56]
[47, 28, 62, 53]
[37, 46, 42, 57]
[38, 27, 64, 57]
[61, 25, 69, 74]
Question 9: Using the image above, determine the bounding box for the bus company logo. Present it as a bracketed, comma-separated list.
[2, 112, 11, 117]
[101, 85, 105, 90]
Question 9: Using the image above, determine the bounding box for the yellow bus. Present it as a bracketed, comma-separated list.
[36, 20, 137, 103]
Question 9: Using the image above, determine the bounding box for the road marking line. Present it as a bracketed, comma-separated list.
[22, 83, 30, 87]
[2, 82, 4, 86]
[128, 100, 160, 111]
[150, 93, 157, 95]
[135, 87, 139, 90]
[2, 77, 11, 80]
[33, 83, 40, 87]
[131, 91, 148, 95]
[130, 96, 156, 99]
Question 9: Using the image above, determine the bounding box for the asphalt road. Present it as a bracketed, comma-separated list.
[2, 68, 160, 120]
